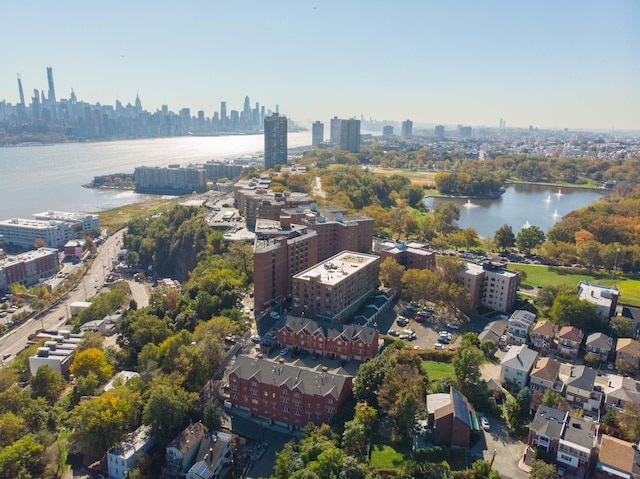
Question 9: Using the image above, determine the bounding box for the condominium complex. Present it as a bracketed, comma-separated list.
[32, 211, 100, 236]
[0, 247, 59, 291]
[201, 161, 243, 182]
[0, 218, 72, 248]
[133, 165, 207, 194]
[376, 240, 436, 271]
[291, 251, 380, 322]
[264, 113, 288, 169]
[459, 261, 519, 312]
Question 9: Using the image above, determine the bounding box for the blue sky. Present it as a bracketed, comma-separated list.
[2, 1, 639, 130]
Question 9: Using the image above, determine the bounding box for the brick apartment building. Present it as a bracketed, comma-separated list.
[227, 355, 353, 430]
[459, 261, 519, 312]
[376, 240, 436, 271]
[291, 251, 379, 323]
[275, 316, 381, 360]
[0, 247, 59, 291]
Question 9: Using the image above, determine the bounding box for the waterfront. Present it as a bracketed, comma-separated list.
[0, 132, 311, 219]
[424, 183, 607, 237]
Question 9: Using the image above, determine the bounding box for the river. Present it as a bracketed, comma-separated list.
[0, 132, 311, 219]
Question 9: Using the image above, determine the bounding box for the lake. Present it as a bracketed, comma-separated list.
[423, 183, 607, 237]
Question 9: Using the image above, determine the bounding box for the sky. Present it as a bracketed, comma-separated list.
[2, 0, 639, 130]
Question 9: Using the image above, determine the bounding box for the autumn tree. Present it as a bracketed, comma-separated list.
[70, 347, 114, 384]
[611, 316, 636, 338]
[452, 344, 484, 398]
[434, 202, 460, 235]
[0, 412, 26, 448]
[494, 224, 515, 251]
[529, 459, 557, 479]
[618, 403, 640, 442]
[143, 379, 197, 443]
[549, 294, 603, 331]
[379, 257, 405, 289]
[30, 365, 65, 404]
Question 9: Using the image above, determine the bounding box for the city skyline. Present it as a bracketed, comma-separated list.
[1, 1, 639, 130]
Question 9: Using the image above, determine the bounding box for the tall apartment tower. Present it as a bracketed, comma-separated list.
[340, 119, 361, 153]
[435, 125, 445, 139]
[220, 101, 227, 121]
[46, 66, 57, 119]
[312, 121, 324, 147]
[264, 113, 288, 169]
[401, 119, 413, 137]
[330, 116, 342, 145]
[382, 125, 394, 136]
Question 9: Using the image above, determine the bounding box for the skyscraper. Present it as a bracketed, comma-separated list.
[46, 66, 57, 119]
[243, 96, 252, 125]
[330, 116, 341, 145]
[264, 113, 287, 169]
[435, 125, 445, 139]
[16, 75, 26, 122]
[220, 101, 227, 121]
[340, 119, 361, 153]
[382, 125, 393, 136]
[401, 119, 413, 137]
[312, 121, 324, 147]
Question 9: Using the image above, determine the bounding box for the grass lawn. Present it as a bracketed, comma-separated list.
[508, 263, 640, 307]
[370, 167, 437, 187]
[370, 444, 413, 469]
[92, 196, 181, 231]
[422, 361, 455, 381]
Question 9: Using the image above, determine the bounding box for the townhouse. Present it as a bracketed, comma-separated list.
[530, 320, 557, 352]
[616, 338, 640, 370]
[500, 345, 538, 389]
[585, 332, 614, 363]
[557, 326, 584, 360]
[506, 310, 536, 345]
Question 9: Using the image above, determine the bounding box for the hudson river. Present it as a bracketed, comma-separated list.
[0, 132, 311, 219]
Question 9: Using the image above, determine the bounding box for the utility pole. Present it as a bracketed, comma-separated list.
[612, 248, 620, 281]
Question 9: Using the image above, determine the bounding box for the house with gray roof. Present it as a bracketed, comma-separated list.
[565, 365, 603, 414]
[186, 431, 233, 479]
[507, 310, 536, 345]
[585, 332, 614, 362]
[604, 374, 640, 411]
[500, 344, 538, 389]
[478, 319, 507, 345]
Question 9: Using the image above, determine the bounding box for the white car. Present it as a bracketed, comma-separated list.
[447, 323, 460, 330]
[434, 343, 445, 350]
[279, 346, 290, 356]
[480, 416, 490, 431]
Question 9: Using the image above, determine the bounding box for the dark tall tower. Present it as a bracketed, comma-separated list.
[31, 88, 40, 121]
[312, 121, 324, 147]
[264, 113, 288, 169]
[243, 96, 251, 126]
[340, 119, 361, 153]
[46, 66, 57, 119]
[401, 119, 413, 137]
[16, 74, 26, 122]
[330, 116, 341, 145]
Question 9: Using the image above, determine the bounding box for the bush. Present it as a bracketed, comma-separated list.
[419, 350, 455, 362]
[413, 446, 449, 463]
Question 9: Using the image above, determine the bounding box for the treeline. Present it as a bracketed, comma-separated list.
[434, 170, 505, 197]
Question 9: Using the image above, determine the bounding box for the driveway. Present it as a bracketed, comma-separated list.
[470, 416, 528, 479]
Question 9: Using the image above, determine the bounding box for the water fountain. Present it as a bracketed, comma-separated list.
[522, 220, 531, 229]
[545, 195, 551, 203]
[463, 199, 478, 208]
[554, 188, 563, 197]
[552, 209, 560, 219]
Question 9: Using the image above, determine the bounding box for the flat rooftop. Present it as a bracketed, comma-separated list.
[293, 251, 378, 286]
[0, 218, 65, 228]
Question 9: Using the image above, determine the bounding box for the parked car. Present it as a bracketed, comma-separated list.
[388, 329, 400, 336]
[251, 335, 262, 344]
[480, 416, 490, 431]
[270, 311, 280, 320]
[447, 323, 460, 330]
[264, 331, 277, 340]
[396, 317, 408, 326]
[434, 343, 445, 350]
[279, 346, 290, 356]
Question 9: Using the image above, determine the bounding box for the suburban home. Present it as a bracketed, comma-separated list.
[107, 425, 155, 479]
[186, 431, 233, 479]
[164, 423, 207, 478]
[604, 374, 640, 411]
[596, 435, 640, 479]
[500, 344, 538, 389]
[530, 320, 557, 352]
[616, 338, 640, 370]
[557, 326, 584, 360]
[275, 316, 381, 361]
[477, 319, 507, 345]
[578, 281, 620, 319]
[528, 405, 599, 475]
[227, 354, 353, 430]
[529, 357, 564, 395]
[564, 365, 603, 414]
[431, 388, 476, 448]
[585, 332, 614, 363]
[506, 310, 536, 345]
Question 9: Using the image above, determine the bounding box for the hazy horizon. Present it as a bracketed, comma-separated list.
[2, 1, 639, 131]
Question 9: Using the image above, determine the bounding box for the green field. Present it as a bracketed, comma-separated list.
[422, 361, 455, 381]
[370, 444, 412, 469]
[92, 196, 181, 232]
[508, 263, 640, 307]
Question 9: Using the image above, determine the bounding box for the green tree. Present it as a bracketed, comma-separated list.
[273, 442, 303, 479]
[516, 225, 545, 254]
[434, 202, 460, 235]
[203, 402, 223, 433]
[353, 351, 395, 408]
[143, 380, 196, 443]
[452, 346, 484, 397]
[494, 224, 516, 251]
[541, 390, 563, 409]
[616, 358, 638, 377]
[618, 404, 640, 442]
[611, 316, 636, 338]
[549, 294, 602, 330]
[0, 434, 44, 478]
[504, 396, 520, 430]
[529, 459, 557, 479]
[0, 412, 26, 448]
[517, 387, 532, 416]
[534, 285, 571, 313]
[577, 240, 602, 270]
[30, 365, 65, 404]
[70, 347, 113, 384]
[379, 257, 405, 289]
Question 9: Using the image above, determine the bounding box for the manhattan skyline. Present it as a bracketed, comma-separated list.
[2, 1, 639, 130]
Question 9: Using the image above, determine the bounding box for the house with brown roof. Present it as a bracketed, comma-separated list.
[530, 320, 557, 353]
[616, 338, 640, 370]
[433, 388, 476, 448]
[596, 435, 640, 479]
[164, 423, 207, 478]
[557, 326, 584, 360]
[585, 332, 614, 363]
[530, 357, 564, 395]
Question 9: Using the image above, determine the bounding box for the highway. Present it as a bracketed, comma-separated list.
[0, 229, 126, 365]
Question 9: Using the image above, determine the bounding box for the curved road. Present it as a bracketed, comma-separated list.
[0, 229, 126, 364]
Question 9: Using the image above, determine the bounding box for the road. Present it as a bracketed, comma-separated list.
[0, 229, 126, 363]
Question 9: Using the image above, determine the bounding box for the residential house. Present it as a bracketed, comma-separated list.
[164, 423, 207, 478]
[507, 310, 536, 345]
[107, 425, 155, 479]
[616, 338, 640, 370]
[500, 345, 538, 389]
[528, 405, 599, 475]
[186, 431, 233, 479]
[275, 316, 380, 361]
[432, 388, 476, 448]
[557, 326, 584, 360]
[596, 435, 640, 479]
[530, 321, 557, 353]
[227, 354, 353, 429]
[604, 374, 640, 411]
[477, 319, 507, 345]
[529, 357, 564, 395]
[578, 281, 620, 319]
[585, 332, 614, 363]
[565, 365, 603, 414]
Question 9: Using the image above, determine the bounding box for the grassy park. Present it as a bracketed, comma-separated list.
[508, 263, 640, 307]
[422, 360, 455, 381]
[92, 196, 181, 232]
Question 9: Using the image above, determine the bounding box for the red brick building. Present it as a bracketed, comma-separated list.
[377, 240, 436, 271]
[227, 355, 353, 430]
[275, 316, 381, 361]
[0, 247, 59, 291]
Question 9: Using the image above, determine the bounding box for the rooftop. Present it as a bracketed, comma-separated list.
[563, 416, 598, 450]
[578, 281, 620, 307]
[109, 425, 154, 460]
[276, 316, 379, 346]
[501, 344, 538, 371]
[292, 251, 379, 287]
[598, 435, 640, 475]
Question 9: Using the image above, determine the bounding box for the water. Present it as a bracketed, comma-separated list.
[424, 183, 607, 237]
[0, 132, 311, 219]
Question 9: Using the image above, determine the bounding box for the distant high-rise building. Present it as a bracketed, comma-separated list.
[382, 125, 393, 136]
[16, 75, 26, 122]
[220, 101, 227, 121]
[179, 108, 191, 132]
[312, 121, 324, 147]
[31, 89, 40, 121]
[435, 125, 445, 139]
[243, 96, 251, 125]
[340, 119, 361, 153]
[134, 93, 142, 113]
[458, 126, 472, 138]
[401, 119, 413, 137]
[330, 116, 341, 145]
[264, 113, 288, 169]
[46, 66, 57, 119]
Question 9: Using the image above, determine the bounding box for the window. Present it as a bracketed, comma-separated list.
[283, 407, 289, 412]
[281, 389, 289, 395]
[231, 376, 237, 382]
[295, 410, 301, 416]
[282, 398, 289, 404]
[293, 392, 300, 398]
[326, 408, 335, 414]
[251, 381, 258, 387]
[327, 399, 334, 404]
